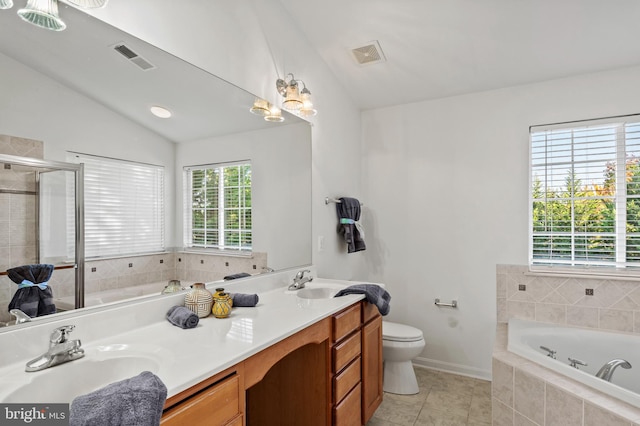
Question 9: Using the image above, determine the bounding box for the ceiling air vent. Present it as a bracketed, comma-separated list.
[112, 43, 156, 71]
[351, 40, 386, 65]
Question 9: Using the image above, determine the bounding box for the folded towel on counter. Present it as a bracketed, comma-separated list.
[7, 264, 56, 318]
[223, 272, 252, 280]
[70, 371, 167, 426]
[229, 293, 259, 307]
[334, 284, 391, 316]
[166, 305, 199, 329]
[336, 197, 366, 253]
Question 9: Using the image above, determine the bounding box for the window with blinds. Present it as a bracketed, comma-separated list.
[530, 115, 640, 272]
[68, 153, 165, 258]
[183, 162, 252, 252]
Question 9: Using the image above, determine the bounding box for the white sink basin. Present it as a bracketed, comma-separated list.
[2, 346, 163, 403]
[285, 281, 348, 299]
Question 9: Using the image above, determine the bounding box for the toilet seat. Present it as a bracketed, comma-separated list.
[382, 321, 423, 342]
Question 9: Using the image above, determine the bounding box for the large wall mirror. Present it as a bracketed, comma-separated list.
[0, 3, 312, 327]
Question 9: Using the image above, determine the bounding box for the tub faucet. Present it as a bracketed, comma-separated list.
[25, 325, 85, 372]
[288, 269, 313, 290]
[595, 359, 632, 381]
[9, 309, 31, 324]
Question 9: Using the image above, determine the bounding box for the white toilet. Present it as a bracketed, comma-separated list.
[382, 321, 425, 395]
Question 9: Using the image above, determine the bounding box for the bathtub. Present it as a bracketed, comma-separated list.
[53, 281, 195, 311]
[508, 318, 640, 409]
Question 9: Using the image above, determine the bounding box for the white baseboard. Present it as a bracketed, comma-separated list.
[412, 356, 492, 381]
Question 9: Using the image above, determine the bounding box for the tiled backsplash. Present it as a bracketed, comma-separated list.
[497, 264, 640, 334]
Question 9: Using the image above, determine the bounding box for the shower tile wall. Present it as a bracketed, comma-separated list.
[497, 264, 640, 334]
[0, 135, 43, 323]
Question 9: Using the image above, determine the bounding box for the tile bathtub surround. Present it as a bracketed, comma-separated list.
[497, 264, 640, 333]
[492, 324, 640, 426]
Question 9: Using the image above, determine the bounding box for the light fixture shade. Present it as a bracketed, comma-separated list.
[63, 0, 108, 8]
[264, 107, 284, 123]
[282, 84, 303, 111]
[249, 98, 270, 116]
[0, 0, 13, 10]
[17, 0, 66, 31]
[299, 88, 317, 117]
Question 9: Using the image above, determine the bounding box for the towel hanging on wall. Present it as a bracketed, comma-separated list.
[336, 197, 366, 253]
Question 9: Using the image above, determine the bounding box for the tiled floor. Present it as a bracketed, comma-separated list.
[367, 367, 492, 426]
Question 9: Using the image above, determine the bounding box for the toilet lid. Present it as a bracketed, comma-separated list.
[382, 321, 423, 342]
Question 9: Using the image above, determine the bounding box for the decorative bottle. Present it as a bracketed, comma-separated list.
[214, 287, 233, 307]
[184, 283, 213, 318]
[212, 292, 232, 318]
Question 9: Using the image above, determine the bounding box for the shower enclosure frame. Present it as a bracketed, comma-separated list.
[0, 153, 85, 309]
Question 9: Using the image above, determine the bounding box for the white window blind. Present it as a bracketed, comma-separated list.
[530, 115, 640, 272]
[183, 162, 252, 252]
[69, 153, 165, 258]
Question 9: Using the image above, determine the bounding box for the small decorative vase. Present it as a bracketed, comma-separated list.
[214, 288, 232, 307]
[161, 280, 182, 294]
[212, 292, 232, 318]
[184, 283, 213, 318]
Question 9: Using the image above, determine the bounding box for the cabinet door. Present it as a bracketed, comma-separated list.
[361, 315, 383, 424]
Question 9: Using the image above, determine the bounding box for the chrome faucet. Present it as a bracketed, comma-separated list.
[288, 269, 313, 290]
[595, 359, 632, 381]
[10, 309, 31, 324]
[25, 325, 85, 372]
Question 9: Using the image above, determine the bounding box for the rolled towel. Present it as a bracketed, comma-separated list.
[229, 293, 259, 307]
[166, 305, 199, 329]
[70, 371, 167, 426]
[334, 284, 391, 316]
[223, 272, 251, 280]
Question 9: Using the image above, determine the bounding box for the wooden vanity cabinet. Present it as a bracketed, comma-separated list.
[161, 366, 244, 426]
[330, 301, 383, 426]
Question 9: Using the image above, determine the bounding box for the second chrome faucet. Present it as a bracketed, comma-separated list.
[25, 325, 84, 372]
[288, 269, 313, 291]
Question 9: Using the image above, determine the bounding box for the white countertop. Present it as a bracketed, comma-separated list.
[0, 272, 368, 402]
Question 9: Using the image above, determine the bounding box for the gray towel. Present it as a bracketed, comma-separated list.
[166, 305, 199, 329]
[334, 284, 391, 316]
[336, 197, 366, 253]
[7, 264, 56, 317]
[70, 371, 167, 426]
[229, 293, 259, 307]
[223, 272, 251, 280]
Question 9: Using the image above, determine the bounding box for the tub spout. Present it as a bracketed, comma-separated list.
[595, 359, 632, 381]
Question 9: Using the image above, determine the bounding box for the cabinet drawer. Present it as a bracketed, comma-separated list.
[362, 301, 381, 324]
[226, 415, 243, 426]
[333, 304, 361, 343]
[333, 356, 361, 404]
[333, 330, 361, 372]
[333, 382, 362, 426]
[161, 375, 240, 426]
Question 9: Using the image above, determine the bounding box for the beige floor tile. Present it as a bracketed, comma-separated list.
[414, 407, 468, 426]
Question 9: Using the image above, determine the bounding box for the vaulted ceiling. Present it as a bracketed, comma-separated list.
[278, 0, 640, 110]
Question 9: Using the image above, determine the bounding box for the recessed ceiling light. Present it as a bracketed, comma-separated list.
[150, 105, 172, 118]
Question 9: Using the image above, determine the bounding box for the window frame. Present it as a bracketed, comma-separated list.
[529, 114, 640, 276]
[183, 161, 252, 254]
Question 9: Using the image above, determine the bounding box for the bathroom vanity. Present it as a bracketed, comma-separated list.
[161, 300, 383, 426]
[0, 272, 383, 426]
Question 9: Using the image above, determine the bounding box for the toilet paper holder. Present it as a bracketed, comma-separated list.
[434, 298, 458, 308]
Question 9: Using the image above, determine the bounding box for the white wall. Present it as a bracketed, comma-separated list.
[88, 0, 366, 279]
[362, 64, 640, 378]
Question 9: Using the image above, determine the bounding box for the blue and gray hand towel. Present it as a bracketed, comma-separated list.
[7, 264, 55, 318]
[336, 197, 366, 253]
[70, 371, 167, 426]
[334, 284, 391, 315]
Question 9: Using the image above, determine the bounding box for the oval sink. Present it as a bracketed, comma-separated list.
[4, 356, 160, 403]
[296, 287, 341, 299]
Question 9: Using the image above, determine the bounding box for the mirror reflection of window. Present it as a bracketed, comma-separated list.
[184, 162, 252, 253]
[68, 152, 165, 259]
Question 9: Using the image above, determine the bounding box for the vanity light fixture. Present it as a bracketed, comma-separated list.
[150, 105, 172, 119]
[264, 105, 284, 123]
[249, 98, 270, 117]
[276, 73, 317, 117]
[3, 0, 108, 31]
